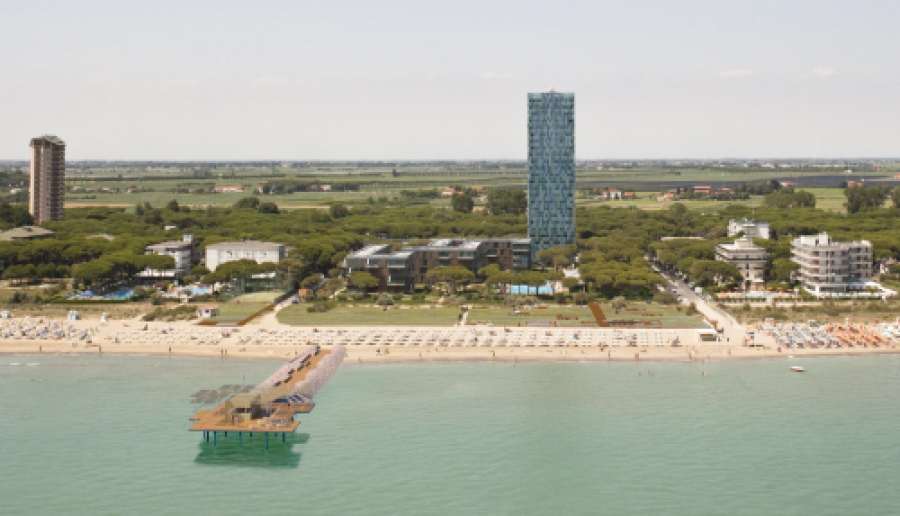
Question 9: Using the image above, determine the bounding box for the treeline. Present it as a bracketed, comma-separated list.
[259, 180, 361, 194]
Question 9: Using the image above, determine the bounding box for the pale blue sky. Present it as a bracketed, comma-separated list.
[2, 0, 897, 160]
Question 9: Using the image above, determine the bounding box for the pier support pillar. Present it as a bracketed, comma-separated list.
[282, 433, 285, 443]
[239, 432, 242, 449]
[214, 432, 217, 446]
[265, 433, 269, 450]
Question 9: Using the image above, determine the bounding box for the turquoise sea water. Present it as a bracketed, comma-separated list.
[1, 354, 899, 516]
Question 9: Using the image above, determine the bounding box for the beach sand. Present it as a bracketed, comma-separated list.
[1, 315, 898, 363]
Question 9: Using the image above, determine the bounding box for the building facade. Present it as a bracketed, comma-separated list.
[29, 135, 66, 224]
[791, 232, 873, 295]
[205, 241, 289, 271]
[715, 237, 767, 291]
[527, 90, 575, 258]
[145, 235, 199, 272]
[727, 219, 770, 239]
[344, 238, 531, 292]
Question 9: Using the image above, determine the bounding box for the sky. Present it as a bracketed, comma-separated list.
[2, 0, 898, 160]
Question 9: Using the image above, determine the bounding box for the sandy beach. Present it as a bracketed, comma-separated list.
[1, 315, 898, 364]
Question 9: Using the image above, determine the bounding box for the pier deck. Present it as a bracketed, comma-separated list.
[189, 348, 333, 435]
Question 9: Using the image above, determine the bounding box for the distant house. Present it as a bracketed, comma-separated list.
[441, 188, 455, 197]
[0, 226, 54, 241]
[196, 306, 218, 318]
[608, 189, 622, 200]
[321, 184, 332, 192]
[623, 191, 635, 199]
[780, 181, 797, 188]
[214, 185, 244, 193]
[693, 185, 712, 196]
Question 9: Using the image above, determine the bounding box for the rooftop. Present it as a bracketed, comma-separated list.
[0, 226, 54, 241]
[30, 135, 65, 146]
[206, 240, 285, 250]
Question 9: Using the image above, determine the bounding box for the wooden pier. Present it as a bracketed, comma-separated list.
[189, 346, 344, 448]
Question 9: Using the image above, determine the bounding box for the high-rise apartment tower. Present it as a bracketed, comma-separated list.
[527, 90, 575, 258]
[29, 135, 66, 223]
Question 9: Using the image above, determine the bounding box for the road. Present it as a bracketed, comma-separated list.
[656, 268, 749, 346]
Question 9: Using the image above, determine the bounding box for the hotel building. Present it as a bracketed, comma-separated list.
[145, 235, 200, 272]
[29, 135, 66, 223]
[715, 237, 767, 291]
[205, 241, 290, 271]
[791, 232, 873, 295]
[343, 238, 532, 292]
[727, 219, 770, 240]
[527, 90, 575, 258]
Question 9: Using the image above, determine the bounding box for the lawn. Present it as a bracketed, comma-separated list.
[467, 303, 707, 329]
[206, 303, 271, 324]
[467, 306, 598, 328]
[277, 306, 461, 326]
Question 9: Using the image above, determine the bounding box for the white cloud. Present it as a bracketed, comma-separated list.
[480, 72, 519, 80]
[254, 76, 290, 86]
[811, 67, 837, 78]
[717, 69, 755, 78]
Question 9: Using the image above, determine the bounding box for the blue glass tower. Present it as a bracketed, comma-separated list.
[527, 90, 575, 259]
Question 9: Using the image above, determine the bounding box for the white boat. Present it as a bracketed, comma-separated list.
[790, 366, 804, 372]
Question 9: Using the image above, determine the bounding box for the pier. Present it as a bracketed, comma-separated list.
[189, 344, 345, 448]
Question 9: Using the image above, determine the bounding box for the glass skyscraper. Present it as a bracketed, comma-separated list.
[527, 90, 575, 258]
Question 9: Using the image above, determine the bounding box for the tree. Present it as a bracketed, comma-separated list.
[844, 185, 887, 214]
[300, 274, 324, 290]
[329, 204, 350, 219]
[893, 187, 900, 208]
[653, 290, 678, 304]
[451, 194, 474, 213]
[134, 203, 144, 216]
[562, 277, 580, 291]
[486, 189, 527, 215]
[478, 264, 501, 278]
[427, 265, 475, 294]
[611, 296, 627, 314]
[349, 271, 378, 292]
[258, 202, 279, 214]
[3, 264, 35, 285]
[166, 199, 180, 212]
[233, 197, 261, 210]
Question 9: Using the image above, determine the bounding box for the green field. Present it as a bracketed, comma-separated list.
[276, 306, 461, 326]
[206, 303, 270, 323]
[467, 303, 707, 329]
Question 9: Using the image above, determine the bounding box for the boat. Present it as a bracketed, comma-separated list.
[790, 366, 804, 372]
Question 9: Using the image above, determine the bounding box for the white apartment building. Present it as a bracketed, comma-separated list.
[145, 235, 198, 272]
[727, 219, 770, 239]
[205, 240, 288, 271]
[791, 232, 873, 295]
[716, 237, 767, 291]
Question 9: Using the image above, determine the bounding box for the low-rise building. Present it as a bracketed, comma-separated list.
[727, 219, 770, 239]
[145, 235, 199, 272]
[343, 238, 532, 292]
[0, 226, 54, 241]
[716, 237, 767, 291]
[214, 185, 244, 193]
[791, 232, 873, 295]
[205, 240, 289, 271]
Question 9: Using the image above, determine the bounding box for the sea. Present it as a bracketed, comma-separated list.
[1, 354, 898, 516]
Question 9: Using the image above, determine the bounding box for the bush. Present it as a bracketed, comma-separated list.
[142, 304, 198, 322]
[554, 292, 568, 304]
[307, 300, 337, 313]
[653, 291, 679, 305]
[336, 293, 349, 302]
